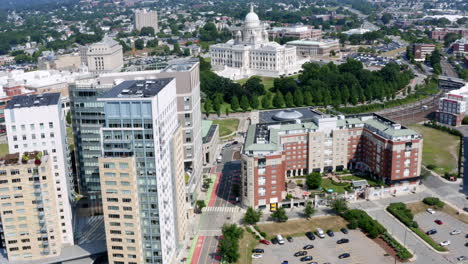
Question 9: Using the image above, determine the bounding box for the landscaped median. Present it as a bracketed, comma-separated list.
[386, 202, 447, 252]
[342, 209, 414, 261]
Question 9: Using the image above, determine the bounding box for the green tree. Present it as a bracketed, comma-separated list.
[303, 202, 315, 218]
[381, 13, 392, 24]
[204, 98, 213, 116]
[196, 200, 206, 213]
[285, 92, 295, 107]
[231, 96, 240, 111]
[243, 207, 262, 225]
[244, 76, 266, 95]
[294, 89, 304, 106]
[218, 224, 243, 263]
[134, 39, 144, 50]
[225, 107, 230, 116]
[250, 95, 259, 109]
[240, 95, 250, 111]
[139, 26, 155, 36]
[330, 198, 348, 215]
[306, 172, 322, 190]
[271, 207, 288, 222]
[304, 91, 313, 105]
[443, 32, 461, 47]
[66, 111, 72, 125]
[273, 91, 285, 108]
[261, 95, 271, 109]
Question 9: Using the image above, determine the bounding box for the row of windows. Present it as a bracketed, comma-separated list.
[11, 123, 53, 132]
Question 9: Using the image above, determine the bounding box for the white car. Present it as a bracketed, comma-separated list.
[252, 254, 263, 259]
[426, 208, 435, 214]
[450, 230, 461, 235]
[440, 240, 451, 246]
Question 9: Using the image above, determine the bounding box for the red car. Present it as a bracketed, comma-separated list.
[259, 239, 270, 245]
[435, 220, 443, 225]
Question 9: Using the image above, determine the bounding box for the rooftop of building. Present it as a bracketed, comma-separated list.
[287, 38, 339, 46]
[202, 120, 218, 144]
[0, 152, 48, 167]
[6, 93, 60, 109]
[245, 108, 420, 153]
[100, 78, 174, 99]
[162, 58, 199, 73]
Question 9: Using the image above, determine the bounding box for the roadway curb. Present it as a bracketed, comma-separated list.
[185, 234, 199, 264]
[383, 210, 449, 255]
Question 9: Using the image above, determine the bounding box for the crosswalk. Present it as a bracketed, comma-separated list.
[202, 206, 244, 213]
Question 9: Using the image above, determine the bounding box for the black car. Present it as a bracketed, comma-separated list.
[337, 238, 350, 244]
[300, 256, 313, 262]
[271, 237, 278, 244]
[294, 251, 307, 257]
[426, 229, 437, 235]
[252, 248, 264, 253]
[326, 230, 334, 237]
[339, 253, 351, 259]
[305, 232, 316, 240]
[465, 242, 468, 247]
[463, 207, 468, 212]
[341, 228, 349, 234]
[287, 236, 293, 242]
[303, 244, 314, 250]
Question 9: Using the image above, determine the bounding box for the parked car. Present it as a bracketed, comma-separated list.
[463, 207, 468, 212]
[259, 239, 270, 245]
[426, 208, 435, 214]
[252, 248, 264, 253]
[440, 240, 451, 246]
[337, 238, 350, 244]
[326, 230, 335, 237]
[287, 236, 293, 242]
[303, 244, 314, 250]
[252, 254, 262, 259]
[341, 228, 349, 234]
[271, 237, 278, 244]
[435, 219, 443, 225]
[316, 228, 325, 238]
[281, 261, 289, 264]
[457, 256, 468, 261]
[294, 251, 307, 257]
[426, 229, 437, 235]
[450, 230, 461, 235]
[277, 234, 285, 245]
[305, 232, 316, 240]
[300, 256, 313, 262]
[339, 253, 351, 259]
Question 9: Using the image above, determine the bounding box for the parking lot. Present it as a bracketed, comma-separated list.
[252, 230, 393, 264]
[415, 211, 468, 262]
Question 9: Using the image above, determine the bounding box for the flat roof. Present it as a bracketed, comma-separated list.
[6, 93, 60, 109]
[202, 120, 213, 138]
[100, 78, 174, 99]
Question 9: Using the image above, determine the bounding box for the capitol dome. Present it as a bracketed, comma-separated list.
[245, 4, 260, 27]
[272, 109, 303, 121]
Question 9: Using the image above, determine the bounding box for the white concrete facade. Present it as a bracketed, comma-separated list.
[4, 94, 74, 246]
[210, 4, 301, 80]
[79, 38, 123, 73]
[134, 9, 159, 32]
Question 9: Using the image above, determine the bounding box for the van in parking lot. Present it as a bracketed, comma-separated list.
[316, 228, 325, 238]
[276, 234, 285, 245]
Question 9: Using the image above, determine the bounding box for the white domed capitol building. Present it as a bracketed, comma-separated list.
[210, 4, 304, 80]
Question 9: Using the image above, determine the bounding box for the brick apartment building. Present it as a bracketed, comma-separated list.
[430, 28, 468, 41]
[413, 43, 436, 61]
[437, 83, 468, 126]
[452, 37, 468, 57]
[241, 109, 422, 209]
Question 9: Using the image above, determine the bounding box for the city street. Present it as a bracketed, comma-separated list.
[191, 143, 244, 264]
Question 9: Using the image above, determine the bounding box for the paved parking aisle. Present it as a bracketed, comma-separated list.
[415, 211, 468, 262]
[252, 230, 393, 264]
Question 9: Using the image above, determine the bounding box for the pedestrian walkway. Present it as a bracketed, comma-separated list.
[202, 206, 243, 213]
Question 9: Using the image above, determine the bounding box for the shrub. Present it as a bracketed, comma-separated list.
[381, 232, 413, 260]
[423, 197, 445, 208]
[260, 232, 267, 238]
[253, 225, 261, 232]
[426, 164, 437, 170]
[348, 219, 358, 229]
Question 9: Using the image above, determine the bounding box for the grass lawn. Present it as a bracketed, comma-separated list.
[258, 216, 348, 239]
[407, 201, 468, 224]
[235, 76, 276, 91]
[340, 175, 382, 187]
[408, 124, 459, 175]
[0, 143, 8, 156]
[320, 178, 351, 193]
[237, 229, 258, 264]
[212, 118, 240, 137]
